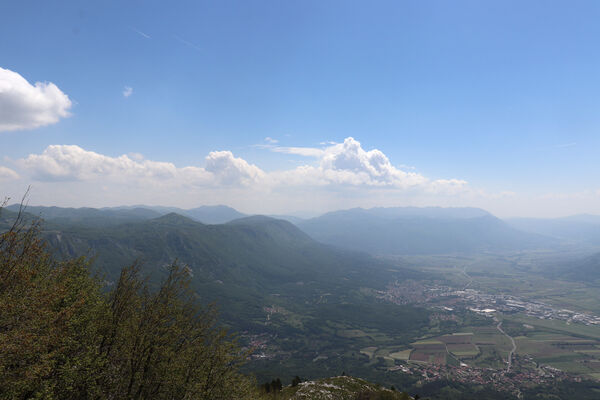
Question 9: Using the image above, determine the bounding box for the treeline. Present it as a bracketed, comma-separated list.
[0, 208, 256, 399]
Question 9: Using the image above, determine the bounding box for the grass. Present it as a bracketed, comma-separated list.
[337, 329, 367, 338]
[389, 349, 412, 360]
[411, 339, 444, 345]
[447, 343, 479, 357]
[359, 346, 377, 359]
[506, 314, 600, 340]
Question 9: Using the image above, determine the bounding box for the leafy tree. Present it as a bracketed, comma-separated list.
[0, 203, 105, 399]
[96, 262, 256, 399]
[291, 375, 302, 387]
[0, 203, 257, 399]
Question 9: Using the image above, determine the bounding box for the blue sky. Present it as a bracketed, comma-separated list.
[1, 1, 600, 217]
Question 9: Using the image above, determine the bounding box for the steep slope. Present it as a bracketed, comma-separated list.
[298, 207, 553, 255]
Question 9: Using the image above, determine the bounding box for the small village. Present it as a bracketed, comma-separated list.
[394, 354, 580, 398]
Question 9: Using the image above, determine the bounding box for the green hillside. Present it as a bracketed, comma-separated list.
[36, 212, 421, 330]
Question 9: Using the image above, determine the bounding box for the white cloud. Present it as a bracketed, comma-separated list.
[269, 137, 465, 193]
[8, 138, 478, 214]
[16, 138, 466, 195]
[0, 166, 19, 181]
[173, 35, 202, 52]
[6, 139, 600, 218]
[271, 146, 325, 157]
[0, 67, 72, 132]
[264, 136, 278, 144]
[18, 145, 264, 187]
[123, 86, 133, 98]
[130, 27, 151, 39]
[204, 151, 265, 185]
[20, 145, 178, 182]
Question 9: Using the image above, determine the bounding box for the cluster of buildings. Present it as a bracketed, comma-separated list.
[380, 280, 600, 326]
[242, 332, 277, 360]
[378, 280, 454, 305]
[396, 354, 578, 398]
[448, 289, 600, 325]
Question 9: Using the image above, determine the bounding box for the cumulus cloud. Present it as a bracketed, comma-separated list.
[204, 151, 265, 185]
[123, 86, 133, 98]
[18, 145, 264, 187]
[16, 138, 466, 196]
[0, 166, 19, 181]
[269, 137, 466, 193]
[10, 138, 472, 212]
[0, 67, 72, 132]
[20, 145, 178, 182]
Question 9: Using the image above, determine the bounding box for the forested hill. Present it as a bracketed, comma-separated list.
[45, 212, 373, 285]
[33, 212, 417, 328]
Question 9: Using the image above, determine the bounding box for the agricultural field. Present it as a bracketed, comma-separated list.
[409, 340, 447, 364]
[397, 327, 512, 369]
[503, 314, 600, 378]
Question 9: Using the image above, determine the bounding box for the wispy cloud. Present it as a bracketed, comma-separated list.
[130, 27, 151, 39]
[264, 137, 278, 144]
[271, 146, 325, 157]
[173, 35, 202, 52]
[536, 142, 578, 151]
[122, 86, 133, 98]
[553, 142, 576, 148]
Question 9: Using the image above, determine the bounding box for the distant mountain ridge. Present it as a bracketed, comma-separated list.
[297, 206, 554, 255]
[6, 204, 246, 225]
[4, 204, 560, 255]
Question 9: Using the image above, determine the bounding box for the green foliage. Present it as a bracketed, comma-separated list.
[95, 263, 255, 399]
[291, 376, 302, 387]
[36, 211, 423, 332]
[0, 212, 105, 399]
[0, 208, 256, 399]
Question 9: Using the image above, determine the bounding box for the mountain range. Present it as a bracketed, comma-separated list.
[6, 204, 579, 256]
[297, 207, 555, 255]
[20, 209, 411, 329]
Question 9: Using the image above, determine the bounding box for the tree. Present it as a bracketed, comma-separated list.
[0, 202, 106, 399]
[291, 375, 302, 387]
[96, 262, 256, 400]
[0, 202, 257, 399]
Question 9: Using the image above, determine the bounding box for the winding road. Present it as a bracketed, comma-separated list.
[496, 320, 517, 371]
